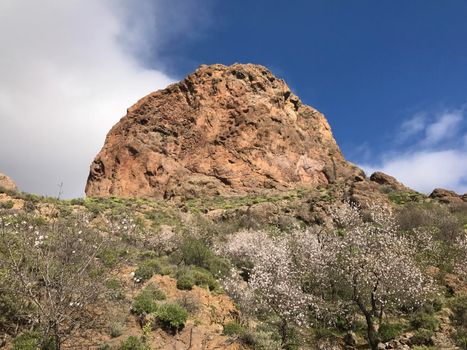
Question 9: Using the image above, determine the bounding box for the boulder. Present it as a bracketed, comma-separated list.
[0, 172, 17, 192]
[429, 188, 464, 204]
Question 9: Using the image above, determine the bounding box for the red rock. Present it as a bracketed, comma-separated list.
[370, 171, 409, 191]
[0, 172, 17, 192]
[85, 64, 362, 199]
[429, 188, 464, 204]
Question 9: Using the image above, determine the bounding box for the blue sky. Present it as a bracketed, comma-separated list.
[158, 0, 467, 193]
[0, 0, 466, 197]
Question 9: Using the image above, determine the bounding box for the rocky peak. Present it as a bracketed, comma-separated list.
[85, 63, 362, 200]
[0, 172, 17, 192]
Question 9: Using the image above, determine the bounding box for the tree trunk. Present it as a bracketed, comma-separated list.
[279, 318, 288, 345]
[364, 313, 379, 350]
[52, 323, 60, 350]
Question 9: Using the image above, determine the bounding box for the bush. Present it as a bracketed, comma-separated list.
[154, 303, 189, 331]
[110, 323, 124, 338]
[223, 321, 246, 336]
[106, 278, 125, 300]
[176, 274, 195, 290]
[13, 332, 55, 350]
[191, 267, 218, 290]
[117, 336, 148, 350]
[0, 200, 14, 209]
[176, 295, 200, 314]
[410, 328, 434, 346]
[13, 332, 40, 350]
[239, 330, 282, 350]
[410, 312, 439, 331]
[453, 327, 467, 349]
[134, 259, 159, 282]
[176, 266, 219, 291]
[131, 284, 165, 315]
[178, 238, 212, 267]
[449, 293, 467, 327]
[378, 322, 404, 342]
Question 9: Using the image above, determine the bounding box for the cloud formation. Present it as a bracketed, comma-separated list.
[0, 0, 206, 198]
[361, 109, 467, 194]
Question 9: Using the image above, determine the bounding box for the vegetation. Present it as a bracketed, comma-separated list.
[154, 303, 189, 332]
[131, 284, 166, 315]
[1, 185, 466, 350]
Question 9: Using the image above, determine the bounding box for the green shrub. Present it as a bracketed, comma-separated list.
[134, 259, 159, 282]
[13, 332, 55, 350]
[99, 247, 125, 268]
[176, 274, 195, 290]
[449, 293, 467, 327]
[154, 303, 189, 331]
[410, 328, 434, 346]
[223, 321, 246, 336]
[98, 344, 112, 350]
[131, 284, 165, 315]
[205, 255, 230, 277]
[13, 332, 40, 350]
[378, 322, 404, 342]
[110, 323, 124, 338]
[191, 267, 218, 290]
[117, 336, 148, 350]
[410, 312, 439, 331]
[239, 330, 282, 350]
[178, 238, 212, 267]
[0, 200, 14, 209]
[106, 278, 125, 300]
[176, 266, 219, 291]
[453, 327, 467, 348]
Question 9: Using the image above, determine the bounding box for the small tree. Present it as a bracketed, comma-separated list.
[220, 230, 313, 345]
[0, 213, 113, 349]
[314, 204, 435, 349]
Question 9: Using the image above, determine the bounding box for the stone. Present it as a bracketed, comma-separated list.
[429, 188, 464, 204]
[0, 172, 17, 192]
[370, 171, 408, 191]
[86, 63, 362, 200]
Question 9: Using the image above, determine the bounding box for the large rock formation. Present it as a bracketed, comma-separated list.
[86, 63, 364, 200]
[0, 172, 17, 192]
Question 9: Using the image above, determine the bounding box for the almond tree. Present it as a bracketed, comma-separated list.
[0, 213, 113, 350]
[219, 230, 313, 345]
[220, 204, 435, 350]
[309, 204, 435, 350]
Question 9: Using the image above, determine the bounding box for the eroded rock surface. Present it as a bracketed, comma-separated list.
[86, 63, 362, 200]
[0, 172, 17, 192]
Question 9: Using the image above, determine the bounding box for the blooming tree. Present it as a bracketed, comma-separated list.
[219, 230, 313, 344]
[219, 204, 435, 350]
[314, 204, 435, 349]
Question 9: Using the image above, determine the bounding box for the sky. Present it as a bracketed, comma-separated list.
[0, 0, 466, 198]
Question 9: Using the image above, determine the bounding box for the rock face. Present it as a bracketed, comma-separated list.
[0, 172, 17, 192]
[86, 63, 362, 199]
[370, 171, 409, 192]
[430, 188, 467, 204]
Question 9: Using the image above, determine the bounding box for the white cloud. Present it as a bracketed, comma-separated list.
[362, 150, 467, 194]
[398, 113, 426, 142]
[0, 0, 206, 198]
[421, 111, 463, 146]
[361, 109, 467, 194]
